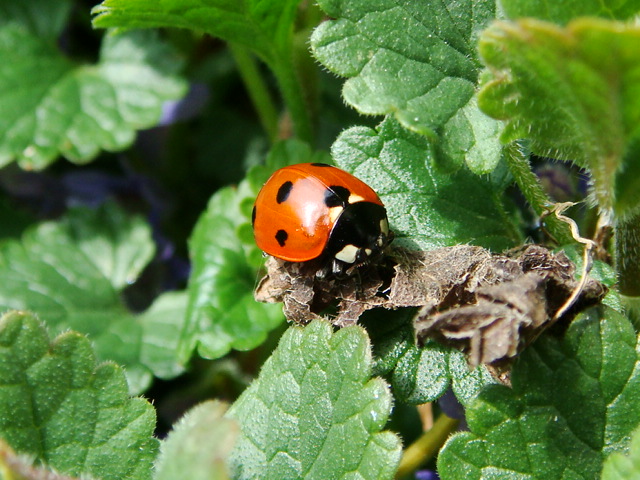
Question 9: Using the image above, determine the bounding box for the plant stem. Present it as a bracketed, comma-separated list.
[272, 55, 314, 144]
[616, 212, 640, 297]
[394, 413, 459, 479]
[504, 143, 574, 245]
[229, 43, 279, 144]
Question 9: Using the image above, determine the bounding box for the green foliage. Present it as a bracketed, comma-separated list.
[602, 427, 640, 479]
[499, 0, 640, 24]
[0, 0, 72, 38]
[154, 401, 237, 480]
[0, 1, 186, 169]
[310, 0, 489, 131]
[479, 18, 640, 217]
[182, 139, 331, 361]
[0, 311, 158, 480]
[227, 320, 401, 480]
[2, 1, 640, 479]
[92, 0, 312, 140]
[92, 0, 300, 66]
[438, 307, 640, 479]
[311, 0, 503, 173]
[0, 203, 184, 393]
[181, 181, 283, 361]
[367, 310, 496, 406]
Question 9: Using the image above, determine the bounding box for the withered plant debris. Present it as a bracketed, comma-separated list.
[255, 244, 607, 365]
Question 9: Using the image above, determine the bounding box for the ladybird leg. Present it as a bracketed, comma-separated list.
[331, 258, 345, 275]
[315, 263, 332, 279]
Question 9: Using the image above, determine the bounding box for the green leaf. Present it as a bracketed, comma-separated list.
[602, 427, 640, 480]
[181, 181, 283, 362]
[332, 117, 521, 251]
[0, 203, 184, 393]
[40, 202, 155, 291]
[438, 306, 640, 480]
[91, 0, 314, 141]
[478, 18, 640, 215]
[311, 0, 503, 173]
[438, 96, 504, 174]
[311, 0, 490, 136]
[500, 0, 640, 24]
[0, 311, 158, 480]
[92, 0, 301, 67]
[227, 320, 401, 480]
[0, 23, 186, 169]
[0, 0, 72, 39]
[154, 401, 237, 480]
[615, 136, 640, 217]
[138, 291, 189, 381]
[181, 140, 330, 362]
[368, 310, 496, 406]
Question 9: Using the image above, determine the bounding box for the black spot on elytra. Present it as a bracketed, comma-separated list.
[251, 205, 256, 226]
[311, 163, 332, 167]
[324, 185, 351, 208]
[276, 181, 293, 204]
[275, 229, 288, 247]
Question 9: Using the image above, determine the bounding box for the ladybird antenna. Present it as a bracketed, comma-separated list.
[252, 252, 269, 292]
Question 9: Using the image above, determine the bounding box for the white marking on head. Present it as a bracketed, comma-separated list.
[334, 244, 360, 264]
[364, 248, 372, 256]
[328, 206, 343, 223]
[379, 218, 389, 235]
[348, 193, 365, 204]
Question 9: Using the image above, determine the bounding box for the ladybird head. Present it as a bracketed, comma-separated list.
[324, 201, 392, 272]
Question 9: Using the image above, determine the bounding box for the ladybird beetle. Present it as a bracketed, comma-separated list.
[252, 163, 391, 271]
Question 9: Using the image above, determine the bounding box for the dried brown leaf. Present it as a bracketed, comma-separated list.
[254, 255, 391, 326]
[413, 245, 607, 365]
[254, 244, 607, 364]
